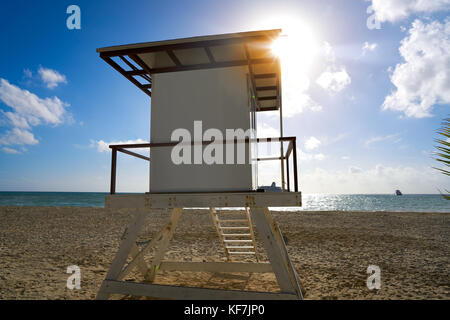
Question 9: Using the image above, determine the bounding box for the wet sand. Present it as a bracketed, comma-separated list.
[0, 206, 448, 300]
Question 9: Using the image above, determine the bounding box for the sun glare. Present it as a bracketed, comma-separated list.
[270, 19, 318, 72]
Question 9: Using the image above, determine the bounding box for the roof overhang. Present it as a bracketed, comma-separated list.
[97, 29, 282, 112]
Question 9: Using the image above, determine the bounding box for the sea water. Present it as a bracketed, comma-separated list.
[0, 192, 448, 212]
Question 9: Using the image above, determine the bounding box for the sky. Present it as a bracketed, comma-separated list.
[0, 0, 449, 194]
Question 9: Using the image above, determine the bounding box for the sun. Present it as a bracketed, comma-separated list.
[270, 18, 318, 72]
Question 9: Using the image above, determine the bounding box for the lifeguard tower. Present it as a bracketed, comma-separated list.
[96, 29, 303, 300]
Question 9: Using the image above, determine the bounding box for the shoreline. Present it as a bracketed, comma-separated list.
[0, 206, 448, 299]
[0, 206, 449, 214]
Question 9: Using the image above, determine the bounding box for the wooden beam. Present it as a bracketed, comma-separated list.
[128, 54, 153, 76]
[96, 211, 148, 299]
[264, 208, 303, 299]
[244, 44, 260, 110]
[285, 140, 294, 159]
[110, 148, 117, 195]
[166, 50, 182, 66]
[117, 148, 150, 161]
[119, 55, 138, 71]
[257, 157, 283, 161]
[148, 57, 274, 74]
[250, 207, 296, 294]
[101, 56, 151, 97]
[159, 261, 272, 273]
[259, 96, 277, 101]
[256, 86, 277, 91]
[257, 106, 279, 112]
[210, 208, 230, 261]
[145, 208, 183, 282]
[254, 73, 277, 79]
[100, 35, 275, 57]
[124, 69, 147, 76]
[105, 192, 302, 209]
[100, 280, 298, 300]
[117, 217, 176, 280]
[204, 47, 215, 63]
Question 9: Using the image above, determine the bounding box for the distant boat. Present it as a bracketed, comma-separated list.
[258, 182, 282, 192]
[395, 190, 403, 196]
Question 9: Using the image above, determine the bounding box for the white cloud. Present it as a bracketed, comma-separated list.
[0, 79, 69, 126]
[257, 122, 279, 138]
[38, 67, 67, 89]
[362, 41, 378, 55]
[341, 156, 350, 160]
[300, 164, 449, 194]
[1, 147, 21, 154]
[304, 136, 321, 150]
[0, 127, 38, 146]
[92, 139, 149, 153]
[365, 133, 401, 147]
[316, 67, 351, 92]
[0, 79, 70, 150]
[282, 71, 322, 117]
[382, 19, 450, 118]
[298, 148, 325, 161]
[369, 0, 450, 23]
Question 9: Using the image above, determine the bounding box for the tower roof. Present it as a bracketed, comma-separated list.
[97, 29, 282, 111]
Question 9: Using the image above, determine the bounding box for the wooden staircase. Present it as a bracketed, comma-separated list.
[210, 208, 259, 262]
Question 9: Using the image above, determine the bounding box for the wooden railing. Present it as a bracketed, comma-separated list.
[109, 136, 298, 194]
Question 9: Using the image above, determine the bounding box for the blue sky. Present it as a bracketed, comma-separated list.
[0, 0, 449, 193]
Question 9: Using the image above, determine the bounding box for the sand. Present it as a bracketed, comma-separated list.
[0, 206, 448, 300]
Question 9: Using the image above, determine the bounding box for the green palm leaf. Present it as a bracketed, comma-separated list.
[434, 117, 450, 199]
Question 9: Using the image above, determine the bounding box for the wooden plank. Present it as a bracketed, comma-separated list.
[256, 86, 277, 91]
[210, 208, 230, 261]
[148, 57, 273, 74]
[264, 208, 303, 299]
[99, 34, 275, 57]
[117, 223, 169, 280]
[249, 207, 295, 294]
[101, 280, 298, 300]
[204, 47, 215, 63]
[105, 192, 302, 209]
[146, 208, 183, 281]
[96, 210, 147, 299]
[166, 50, 182, 66]
[259, 96, 277, 101]
[159, 261, 272, 273]
[245, 207, 259, 262]
[100, 56, 151, 97]
[126, 243, 149, 279]
[254, 73, 276, 79]
[110, 148, 117, 195]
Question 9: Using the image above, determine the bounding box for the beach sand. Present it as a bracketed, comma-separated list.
[0, 206, 448, 300]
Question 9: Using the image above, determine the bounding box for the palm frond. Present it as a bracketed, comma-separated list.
[434, 117, 450, 200]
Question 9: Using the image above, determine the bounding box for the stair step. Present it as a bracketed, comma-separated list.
[229, 252, 256, 255]
[219, 226, 249, 230]
[223, 240, 252, 243]
[216, 211, 247, 214]
[226, 246, 254, 249]
[222, 233, 251, 236]
[217, 219, 248, 223]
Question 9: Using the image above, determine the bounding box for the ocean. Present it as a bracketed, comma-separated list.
[0, 192, 449, 212]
